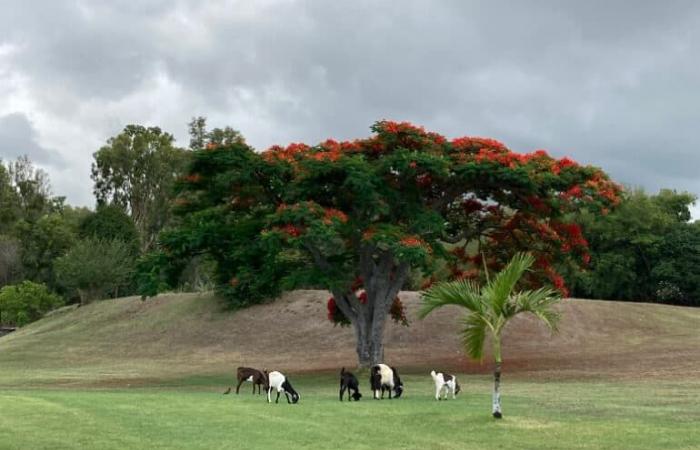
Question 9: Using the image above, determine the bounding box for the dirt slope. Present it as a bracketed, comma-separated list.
[1, 290, 698, 385]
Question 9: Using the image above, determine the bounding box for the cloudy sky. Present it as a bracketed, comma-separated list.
[1, 0, 699, 217]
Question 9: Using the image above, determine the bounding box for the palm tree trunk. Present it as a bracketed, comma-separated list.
[492, 361, 502, 418]
[492, 335, 503, 418]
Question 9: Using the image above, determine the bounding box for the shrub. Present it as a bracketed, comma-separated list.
[54, 238, 135, 305]
[0, 281, 64, 326]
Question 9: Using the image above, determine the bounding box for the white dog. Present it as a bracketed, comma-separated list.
[430, 370, 461, 400]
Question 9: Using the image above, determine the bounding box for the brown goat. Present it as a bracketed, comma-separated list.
[223, 367, 268, 395]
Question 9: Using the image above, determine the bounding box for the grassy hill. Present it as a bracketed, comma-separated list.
[1, 291, 699, 449]
[1, 290, 698, 387]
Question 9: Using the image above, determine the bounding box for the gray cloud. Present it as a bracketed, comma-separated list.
[0, 113, 64, 167]
[0, 0, 699, 214]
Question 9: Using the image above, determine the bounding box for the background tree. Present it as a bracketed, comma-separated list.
[568, 189, 700, 305]
[0, 236, 21, 286]
[139, 120, 620, 367]
[0, 162, 21, 231]
[420, 253, 561, 418]
[188, 116, 245, 151]
[79, 204, 140, 255]
[7, 155, 53, 223]
[91, 125, 189, 251]
[14, 213, 77, 289]
[55, 238, 135, 305]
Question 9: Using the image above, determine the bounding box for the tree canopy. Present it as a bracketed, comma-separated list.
[569, 189, 700, 305]
[91, 125, 189, 251]
[139, 120, 621, 366]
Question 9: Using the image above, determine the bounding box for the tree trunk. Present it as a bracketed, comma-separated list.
[352, 310, 387, 368]
[492, 361, 503, 419]
[312, 244, 409, 369]
[353, 319, 371, 368]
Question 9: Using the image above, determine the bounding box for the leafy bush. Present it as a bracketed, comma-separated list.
[0, 281, 64, 326]
[54, 238, 135, 305]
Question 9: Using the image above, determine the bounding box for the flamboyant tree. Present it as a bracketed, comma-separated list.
[139, 120, 621, 367]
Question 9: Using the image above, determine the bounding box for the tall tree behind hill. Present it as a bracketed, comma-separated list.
[0, 156, 53, 225]
[91, 125, 189, 252]
[0, 162, 20, 232]
[188, 116, 245, 151]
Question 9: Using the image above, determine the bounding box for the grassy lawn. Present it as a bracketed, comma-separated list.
[1, 374, 699, 450]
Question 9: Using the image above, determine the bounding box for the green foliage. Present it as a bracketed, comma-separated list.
[79, 204, 140, 254]
[14, 213, 77, 288]
[0, 280, 63, 326]
[1, 155, 57, 231]
[54, 238, 136, 305]
[0, 235, 22, 286]
[570, 189, 700, 305]
[188, 116, 245, 151]
[0, 163, 20, 232]
[91, 125, 189, 251]
[6, 155, 53, 223]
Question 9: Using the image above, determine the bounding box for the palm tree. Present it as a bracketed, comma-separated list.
[419, 252, 562, 418]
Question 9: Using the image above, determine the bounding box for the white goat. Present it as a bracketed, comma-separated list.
[266, 370, 300, 404]
[430, 370, 461, 400]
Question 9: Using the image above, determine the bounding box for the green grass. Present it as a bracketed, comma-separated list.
[1, 375, 699, 450]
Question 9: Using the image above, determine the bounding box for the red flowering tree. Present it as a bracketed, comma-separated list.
[138, 120, 621, 367]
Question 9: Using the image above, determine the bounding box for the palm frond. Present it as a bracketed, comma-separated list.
[484, 252, 534, 315]
[512, 287, 562, 332]
[419, 279, 482, 319]
[461, 313, 488, 360]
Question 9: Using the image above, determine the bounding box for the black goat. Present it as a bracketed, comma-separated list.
[339, 367, 362, 401]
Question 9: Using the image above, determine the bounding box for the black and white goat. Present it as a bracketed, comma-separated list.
[370, 364, 404, 399]
[267, 370, 300, 404]
[339, 367, 362, 401]
[223, 367, 268, 395]
[430, 370, 461, 400]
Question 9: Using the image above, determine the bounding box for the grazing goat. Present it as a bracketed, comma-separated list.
[370, 364, 404, 399]
[222, 367, 268, 395]
[430, 370, 461, 400]
[339, 367, 362, 401]
[267, 370, 300, 404]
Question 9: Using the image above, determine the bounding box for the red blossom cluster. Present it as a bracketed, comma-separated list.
[327, 297, 350, 326]
[400, 236, 424, 247]
[451, 137, 507, 152]
[462, 198, 484, 214]
[357, 291, 368, 304]
[326, 293, 408, 327]
[322, 208, 348, 224]
[389, 297, 409, 326]
[261, 142, 311, 163]
[277, 224, 303, 237]
[379, 120, 426, 135]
